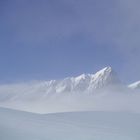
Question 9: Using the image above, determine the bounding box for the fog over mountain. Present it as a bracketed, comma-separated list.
[0, 66, 139, 113]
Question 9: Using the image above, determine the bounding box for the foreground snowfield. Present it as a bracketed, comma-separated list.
[0, 108, 140, 140]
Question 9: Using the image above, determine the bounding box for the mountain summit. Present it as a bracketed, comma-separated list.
[88, 66, 119, 90]
[57, 66, 120, 93]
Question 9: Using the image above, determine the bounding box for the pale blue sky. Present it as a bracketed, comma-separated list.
[0, 0, 140, 83]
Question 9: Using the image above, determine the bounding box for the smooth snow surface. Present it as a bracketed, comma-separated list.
[0, 108, 140, 140]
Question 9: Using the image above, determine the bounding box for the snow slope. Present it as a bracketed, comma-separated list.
[128, 81, 140, 89]
[0, 107, 140, 140]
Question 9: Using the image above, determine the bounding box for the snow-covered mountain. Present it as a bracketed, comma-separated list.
[128, 81, 140, 90]
[45, 66, 120, 93]
[0, 66, 120, 101]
